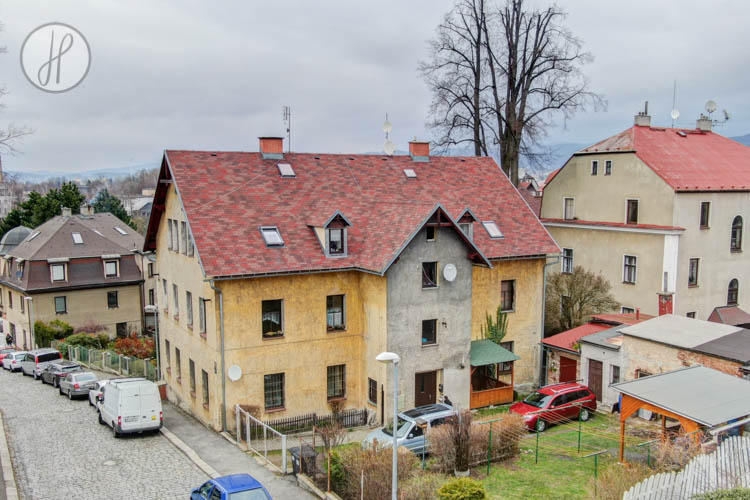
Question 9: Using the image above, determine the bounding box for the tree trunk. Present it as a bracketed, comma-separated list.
[501, 133, 521, 186]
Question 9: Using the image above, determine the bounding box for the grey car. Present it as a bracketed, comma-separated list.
[363, 404, 454, 455]
[40, 361, 82, 387]
[59, 371, 99, 400]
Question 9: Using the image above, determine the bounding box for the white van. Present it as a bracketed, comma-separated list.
[97, 378, 162, 437]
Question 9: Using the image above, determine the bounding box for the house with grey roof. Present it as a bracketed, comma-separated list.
[0, 210, 155, 348]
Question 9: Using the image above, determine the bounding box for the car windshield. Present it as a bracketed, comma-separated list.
[75, 374, 96, 382]
[228, 488, 270, 500]
[382, 416, 412, 438]
[62, 366, 80, 372]
[0, 349, 14, 354]
[524, 392, 553, 408]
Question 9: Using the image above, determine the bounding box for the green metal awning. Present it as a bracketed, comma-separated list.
[470, 339, 520, 367]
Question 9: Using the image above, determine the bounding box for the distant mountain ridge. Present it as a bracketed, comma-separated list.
[7, 162, 160, 182]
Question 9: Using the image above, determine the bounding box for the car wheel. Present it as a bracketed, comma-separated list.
[32, 371, 38, 380]
[53, 378, 58, 388]
[88, 398, 93, 407]
[536, 419, 547, 432]
[580, 409, 590, 422]
[68, 390, 74, 400]
[112, 423, 120, 439]
[98, 412, 105, 425]
[59, 386, 64, 395]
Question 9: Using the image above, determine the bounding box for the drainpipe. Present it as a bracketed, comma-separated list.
[539, 254, 560, 387]
[208, 279, 227, 432]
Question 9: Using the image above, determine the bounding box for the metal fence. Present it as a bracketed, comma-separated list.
[235, 405, 288, 474]
[52, 342, 157, 381]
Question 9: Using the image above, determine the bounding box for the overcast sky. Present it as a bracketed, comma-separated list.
[1, 0, 749, 175]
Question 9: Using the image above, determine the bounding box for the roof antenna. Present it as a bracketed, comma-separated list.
[282, 106, 291, 153]
[382, 114, 395, 156]
[670, 79, 680, 128]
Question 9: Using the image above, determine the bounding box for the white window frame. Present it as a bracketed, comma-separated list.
[104, 260, 119, 278]
[459, 222, 473, 241]
[562, 248, 574, 274]
[626, 198, 640, 225]
[623, 254, 637, 284]
[563, 198, 575, 220]
[71, 232, 83, 245]
[50, 264, 66, 282]
[326, 227, 347, 257]
[260, 226, 284, 247]
[114, 226, 128, 236]
[699, 202, 711, 229]
[482, 221, 503, 239]
[605, 160, 612, 175]
[54, 296, 67, 314]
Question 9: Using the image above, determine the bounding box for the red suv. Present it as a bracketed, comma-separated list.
[510, 382, 597, 432]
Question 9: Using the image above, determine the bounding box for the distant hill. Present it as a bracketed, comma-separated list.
[7, 162, 160, 182]
[730, 134, 750, 148]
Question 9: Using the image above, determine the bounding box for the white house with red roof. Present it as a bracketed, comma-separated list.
[144, 137, 559, 431]
[541, 110, 750, 320]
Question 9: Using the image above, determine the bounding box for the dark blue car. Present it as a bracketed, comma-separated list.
[191, 474, 272, 500]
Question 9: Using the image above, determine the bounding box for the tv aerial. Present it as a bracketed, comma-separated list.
[703, 99, 731, 127]
[383, 114, 396, 156]
[282, 106, 291, 152]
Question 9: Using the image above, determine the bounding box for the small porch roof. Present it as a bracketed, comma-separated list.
[470, 339, 519, 367]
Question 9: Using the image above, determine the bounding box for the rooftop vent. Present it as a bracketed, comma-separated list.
[277, 163, 295, 178]
[403, 169, 417, 178]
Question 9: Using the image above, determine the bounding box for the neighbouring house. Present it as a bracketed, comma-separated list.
[0, 209, 155, 348]
[580, 314, 750, 408]
[708, 305, 750, 329]
[0, 226, 33, 257]
[540, 107, 750, 319]
[518, 174, 542, 217]
[144, 137, 559, 432]
[0, 158, 17, 219]
[542, 312, 652, 389]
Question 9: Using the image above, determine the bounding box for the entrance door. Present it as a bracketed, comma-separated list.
[415, 371, 437, 407]
[559, 356, 577, 383]
[588, 359, 603, 402]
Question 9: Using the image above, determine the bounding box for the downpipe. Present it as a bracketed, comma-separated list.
[208, 280, 227, 432]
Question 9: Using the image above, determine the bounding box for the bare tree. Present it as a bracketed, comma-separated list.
[0, 23, 32, 154]
[544, 266, 619, 335]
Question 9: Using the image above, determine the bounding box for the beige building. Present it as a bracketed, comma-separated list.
[145, 137, 559, 432]
[541, 111, 750, 319]
[0, 210, 153, 348]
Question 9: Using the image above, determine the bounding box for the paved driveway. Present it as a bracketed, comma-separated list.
[0, 368, 207, 500]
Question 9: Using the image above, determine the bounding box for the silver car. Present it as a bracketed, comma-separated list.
[19, 348, 63, 379]
[88, 380, 109, 407]
[2, 352, 27, 371]
[363, 404, 454, 455]
[59, 372, 99, 400]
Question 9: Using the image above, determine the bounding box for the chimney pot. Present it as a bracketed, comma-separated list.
[696, 115, 712, 132]
[258, 137, 284, 159]
[408, 141, 430, 162]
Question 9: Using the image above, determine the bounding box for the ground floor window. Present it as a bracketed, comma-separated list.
[107, 291, 119, 309]
[116, 322, 127, 337]
[54, 296, 67, 314]
[368, 378, 377, 405]
[264, 373, 285, 410]
[327, 364, 346, 400]
[421, 319, 437, 346]
[611, 365, 620, 384]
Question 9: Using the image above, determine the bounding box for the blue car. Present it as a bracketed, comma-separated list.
[191, 474, 272, 500]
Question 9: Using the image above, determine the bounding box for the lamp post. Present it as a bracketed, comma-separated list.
[24, 297, 34, 349]
[144, 305, 160, 380]
[376, 351, 400, 500]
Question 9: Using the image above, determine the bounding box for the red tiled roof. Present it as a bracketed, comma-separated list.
[589, 313, 654, 326]
[542, 323, 610, 352]
[575, 126, 750, 192]
[519, 188, 541, 217]
[708, 306, 750, 326]
[541, 218, 685, 232]
[146, 152, 560, 277]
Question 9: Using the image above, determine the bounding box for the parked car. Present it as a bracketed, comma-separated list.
[362, 403, 454, 455]
[191, 474, 272, 500]
[40, 361, 82, 387]
[2, 351, 27, 371]
[59, 371, 98, 400]
[509, 382, 597, 432]
[0, 347, 15, 361]
[89, 380, 109, 407]
[97, 378, 162, 437]
[19, 349, 63, 379]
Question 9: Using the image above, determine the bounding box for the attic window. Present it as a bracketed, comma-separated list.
[260, 226, 284, 247]
[403, 169, 417, 178]
[277, 163, 295, 178]
[72, 232, 84, 245]
[27, 231, 41, 242]
[114, 226, 128, 235]
[93, 229, 104, 236]
[482, 221, 503, 239]
[677, 131, 687, 137]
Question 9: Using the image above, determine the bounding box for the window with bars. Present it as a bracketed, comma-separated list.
[262, 299, 283, 338]
[326, 295, 345, 330]
[368, 378, 377, 405]
[562, 248, 573, 274]
[623, 255, 637, 284]
[422, 262, 437, 288]
[728, 279, 739, 306]
[327, 365, 346, 400]
[202, 369, 209, 406]
[501, 280, 515, 311]
[422, 319, 437, 346]
[264, 373, 284, 410]
[688, 258, 699, 287]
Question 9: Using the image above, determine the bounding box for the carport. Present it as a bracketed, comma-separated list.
[612, 365, 750, 461]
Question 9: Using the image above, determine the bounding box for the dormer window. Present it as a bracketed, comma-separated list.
[260, 226, 284, 247]
[459, 223, 473, 240]
[104, 260, 119, 278]
[327, 228, 345, 255]
[50, 263, 66, 282]
[72, 232, 83, 244]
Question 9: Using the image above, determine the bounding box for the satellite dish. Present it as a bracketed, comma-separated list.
[670, 109, 680, 120]
[705, 100, 717, 113]
[228, 365, 242, 382]
[723, 109, 731, 121]
[384, 140, 396, 156]
[382, 119, 392, 134]
[443, 263, 457, 282]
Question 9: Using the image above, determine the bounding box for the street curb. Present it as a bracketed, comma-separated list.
[160, 426, 220, 479]
[0, 413, 19, 500]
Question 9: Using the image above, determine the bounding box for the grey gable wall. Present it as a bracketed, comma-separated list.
[385, 225, 473, 411]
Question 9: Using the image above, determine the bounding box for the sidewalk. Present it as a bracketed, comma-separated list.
[162, 402, 314, 499]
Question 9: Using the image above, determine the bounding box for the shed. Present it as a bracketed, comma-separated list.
[612, 366, 750, 461]
[470, 339, 519, 409]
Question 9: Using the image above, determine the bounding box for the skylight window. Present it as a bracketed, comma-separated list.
[482, 221, 503, 239]
[260, 226, 284, 247]
[72, 232, 84, 244]
[114, 226, 128, 235]
[93, 229, 104, 236]
[277, 163, 295, 178]
[27, 231, 41, 242]
[403, 169, 417, 178]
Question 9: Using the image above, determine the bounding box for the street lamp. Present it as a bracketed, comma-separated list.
[24, 297, 34, 349]
[376, 351, 400, 500]
[144, 304, 160, 380]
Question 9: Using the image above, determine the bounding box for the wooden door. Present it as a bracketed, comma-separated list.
[588, 360, 603, 402]
[559, 356, 577, 383]
[415, 371, 437, 407]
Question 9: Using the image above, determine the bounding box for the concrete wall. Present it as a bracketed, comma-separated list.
[472, 258, 546, 388]
[673, 192, 750, 319]
[579, 343, 622, 408]
[385, 226, 473, 414]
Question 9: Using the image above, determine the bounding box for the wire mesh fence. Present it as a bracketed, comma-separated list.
[51, 341, 157, 381]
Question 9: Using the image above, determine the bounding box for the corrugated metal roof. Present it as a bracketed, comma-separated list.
[620, 314, 742, 349]
[470, 339, 520, 366]
[612, 366, 750, 427]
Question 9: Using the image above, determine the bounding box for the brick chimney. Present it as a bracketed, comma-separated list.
[409, 140, 430, 162]
[696, 114, 712, 132]
[259, 137, 284, 160]
[61, 207, 72, 217]
[634, 101, 651, 127]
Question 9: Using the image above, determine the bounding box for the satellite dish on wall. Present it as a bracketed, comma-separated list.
[670, 109, 680, 120]
[443, 263, 457, 282]
[705, 100, 717, 114]
[228, 365, 242, 382]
